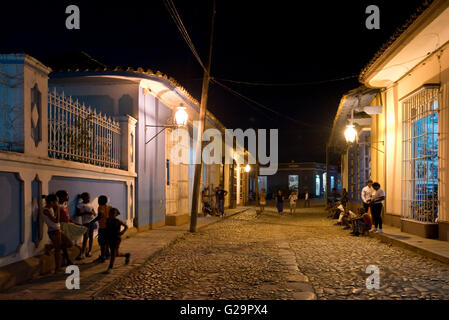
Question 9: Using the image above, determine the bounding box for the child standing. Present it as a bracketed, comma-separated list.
[288, 191, 298, 214]
[42, 194, 73, 273]
[56, 190, 87, 244]
[92, 195, 112, 262]
[76, 192, 96, 259]
[105, 208, 130, 273]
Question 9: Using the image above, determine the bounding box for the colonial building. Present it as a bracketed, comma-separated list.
[265, 161, 340, 199]
[330, 0, 449, 241]
[0, 53, 250, 286]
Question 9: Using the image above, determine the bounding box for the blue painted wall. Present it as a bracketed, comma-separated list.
[0, 172, 23, 257]
[49, 177, 127, 221]
[136, 92, 171, 227]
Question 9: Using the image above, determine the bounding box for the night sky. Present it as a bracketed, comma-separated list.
[0, 0, 427, 163]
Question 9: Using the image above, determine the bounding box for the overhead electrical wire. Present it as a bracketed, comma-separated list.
[163, 0, 208, 74]
[214, 75, 358, 87]
[162, 0, 332, 130]
[211, 78, 330, 130]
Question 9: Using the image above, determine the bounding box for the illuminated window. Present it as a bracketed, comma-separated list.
[330, 176, 335, 190]
[315, 175, 320, 196]
[288, 175, 298, 191]
[402, 85, 439, 222]
[322, 172, 326, 193]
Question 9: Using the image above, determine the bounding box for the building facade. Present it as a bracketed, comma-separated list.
[265, 161, 340, 199]
[330, 0, 449, 241]
[0, 53, 250, 276]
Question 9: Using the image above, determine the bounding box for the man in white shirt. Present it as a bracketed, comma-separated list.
[361, 180, 374, 213]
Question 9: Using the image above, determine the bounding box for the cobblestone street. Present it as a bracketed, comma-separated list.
[98, 206, 449, 300]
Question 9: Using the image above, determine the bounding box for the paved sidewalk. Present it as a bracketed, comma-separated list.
[370, 225, 449, 265]
[0, 207, 248, 300]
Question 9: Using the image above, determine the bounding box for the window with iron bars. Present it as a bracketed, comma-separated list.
[401, 85, 439, 223]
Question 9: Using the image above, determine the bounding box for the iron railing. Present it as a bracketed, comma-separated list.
[48, 89, 121, 168]
[401, 85, 439, 223]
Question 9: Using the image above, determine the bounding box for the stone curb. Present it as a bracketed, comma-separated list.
[277, 241, 316, 300]
[369, 232, 449, 265]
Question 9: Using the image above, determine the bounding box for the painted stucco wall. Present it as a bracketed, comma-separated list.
[375, 42, 449, 222]
[48, 176, 127, 221]
[136, 88, 171, 228]
[0, 172, 23, 257]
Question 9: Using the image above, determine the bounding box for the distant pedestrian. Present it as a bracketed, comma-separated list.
[213, 186, 220, 216]
[258, 188, 267, 215]
[370, 182, 385, 233]
[92, 195, 112, 263]
[202, 185, 212, 216]
[361, 180, 374, 213]
[288, 191, 298, 214]
[76, 192, 96, 259]
[215, 184, 228, 217]
[275, 190, 284, 213]
[42, 194, 73, 274]
[104, 208, 130, 273]
[341, 188, 348, 208]
[304, 191, 310, 208]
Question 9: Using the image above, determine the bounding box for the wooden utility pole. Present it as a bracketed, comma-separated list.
[190, 0, 216, 232]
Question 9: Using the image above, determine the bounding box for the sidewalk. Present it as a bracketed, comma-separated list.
[0, 207, 248, 300]
[370, 225, 449, 265]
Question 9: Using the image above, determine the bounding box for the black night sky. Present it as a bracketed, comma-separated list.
[0, 0, 426, 163]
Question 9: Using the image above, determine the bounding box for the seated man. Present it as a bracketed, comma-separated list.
[333, 203, 345, 224]
[351, 208, 372, 236]
[330, 202, 344, 220]
[338, 207, 357, 229]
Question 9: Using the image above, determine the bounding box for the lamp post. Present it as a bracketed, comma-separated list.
[145, 105, 188, 144]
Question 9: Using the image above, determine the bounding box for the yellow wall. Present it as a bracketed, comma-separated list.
[372, 42, 449, 222]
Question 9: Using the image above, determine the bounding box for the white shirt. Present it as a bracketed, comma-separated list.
[43, 207, 60, 232]
[77, 200, 96, 224]
[361, 186, 374, 203]
[372, 189, 385, 204]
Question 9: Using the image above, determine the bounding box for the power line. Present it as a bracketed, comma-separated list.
[215, 75, 358, 87]
[211, 78, 329, 130]
[163, 0, 208, 74]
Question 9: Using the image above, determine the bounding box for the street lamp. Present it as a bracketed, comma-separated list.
[145, 104, 189, 144]
[344, 124, 357, 143]
[174, 105, 188, 126]
[244, 164, 251, 173]
[344, 108, 357, 144]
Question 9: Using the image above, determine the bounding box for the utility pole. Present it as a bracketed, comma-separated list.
[255, 162, 259, 206]
[190, 0, 216, 232]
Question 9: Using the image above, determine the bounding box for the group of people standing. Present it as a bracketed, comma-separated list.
[42, 191, 130, 274]
[201, 184, 228, 217]
[329, 179, 385, 236]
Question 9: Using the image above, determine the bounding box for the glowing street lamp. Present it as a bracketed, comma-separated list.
[145, 104, 189, 144]
[344, 109, 357, 144]
[344, 124, 357, 143]
[174, 105, 188, 126]
[244, 164, 251, 173]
